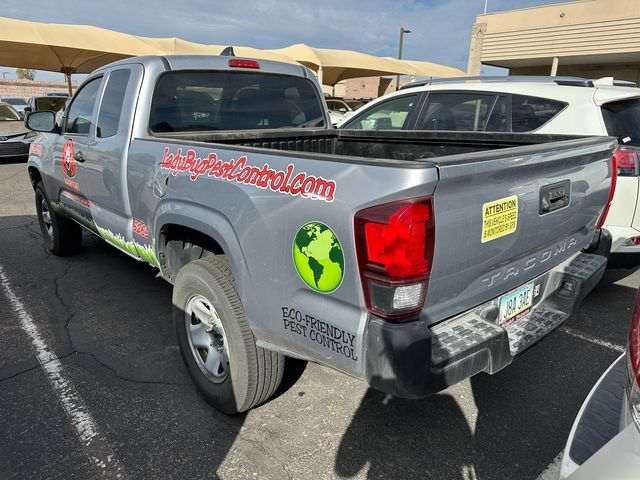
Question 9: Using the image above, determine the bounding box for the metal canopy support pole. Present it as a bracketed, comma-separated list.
[396, 27, 411, 91]
[317, 66, 323, 87]
[551, 57, 559, 77]
[61, 67, 75, 96]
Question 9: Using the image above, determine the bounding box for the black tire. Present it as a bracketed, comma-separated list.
[173, 255, 284, 414]
[35, 182, 82, 256]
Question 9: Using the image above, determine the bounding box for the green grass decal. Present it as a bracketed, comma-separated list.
[50, 201, 159, 268]
[96, 226, 160, 268]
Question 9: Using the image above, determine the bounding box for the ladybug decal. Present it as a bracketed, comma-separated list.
[61, 138, 77, 178]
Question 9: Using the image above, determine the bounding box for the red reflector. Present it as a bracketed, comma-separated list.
[228, 59, 260, 69]
[355, 196, 435, 320]
[596, 151, 618, 229]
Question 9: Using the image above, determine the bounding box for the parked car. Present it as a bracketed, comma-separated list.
[25, 55, 614, 415]
[25, 95, 67, 114]
[325, 97, 353, 125]
[0, 96, 28, 116]
[338, 76, 640, 260]
[0, 102, 36, 158]
[559, 289, 640, 479]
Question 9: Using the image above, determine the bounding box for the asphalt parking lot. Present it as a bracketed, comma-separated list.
[0, 156, 636, 480]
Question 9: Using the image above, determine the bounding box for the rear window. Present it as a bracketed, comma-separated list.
[150, 71, 325, 133]
[511, 94, 566, 132]
[602, 98, 640, 146]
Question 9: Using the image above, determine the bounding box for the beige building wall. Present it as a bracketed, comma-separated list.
[468, 0, 640, 81]
[0, 79, 77, 99]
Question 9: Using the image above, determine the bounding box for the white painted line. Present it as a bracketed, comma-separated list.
[559, 327, 625, 354]
[536, 450, 563, 480]
[0, 264, 124, 477]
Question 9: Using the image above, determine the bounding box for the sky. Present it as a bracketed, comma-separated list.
[1, 0, 569, 82]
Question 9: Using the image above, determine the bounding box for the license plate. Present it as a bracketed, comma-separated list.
[499, 282, 534, 324]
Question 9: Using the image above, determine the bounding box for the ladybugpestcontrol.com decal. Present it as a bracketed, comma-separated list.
[292, 222, 344, 293]
[160, 147, 337, 202]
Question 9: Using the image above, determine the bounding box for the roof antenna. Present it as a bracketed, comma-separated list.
[220, 46, 235, 56]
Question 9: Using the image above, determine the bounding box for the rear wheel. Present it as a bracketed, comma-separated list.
[173, 255, 284, 414]
[35, 182, 82, 256]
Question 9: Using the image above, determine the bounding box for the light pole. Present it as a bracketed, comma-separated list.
[396, 27, 411, 91]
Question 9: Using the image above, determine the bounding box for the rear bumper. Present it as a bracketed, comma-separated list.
[364, 251, 608, 398]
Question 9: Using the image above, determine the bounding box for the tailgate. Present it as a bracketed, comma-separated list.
[423, 136, 617, 325]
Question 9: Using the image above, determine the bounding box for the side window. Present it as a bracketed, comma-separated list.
[64, 78, 101, 135]
[511, 94, 566, 132]
[97, 69, 131, 138]
[416, 92, 496, 131]
[342, 95, 417, 130]
[485, 96, 508, 132]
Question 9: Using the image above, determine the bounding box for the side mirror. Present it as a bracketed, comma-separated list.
[25, 110, 57, 133]
[338, 107, 348, 113]
[23, 106, 32, 113]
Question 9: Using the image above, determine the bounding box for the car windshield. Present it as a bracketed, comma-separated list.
[150, 71, 325, 132]
[2, 98, 27, 106]
[602, 98, 640, 147]
[0, 105, 21, 121]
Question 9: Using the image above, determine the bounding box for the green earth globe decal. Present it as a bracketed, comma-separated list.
[293, 222, 344, 293]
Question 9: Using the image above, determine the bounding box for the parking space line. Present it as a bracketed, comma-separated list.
[535, 450, 563, 480]
[0, 264, 125, 478]
[559, 327, 625, 353]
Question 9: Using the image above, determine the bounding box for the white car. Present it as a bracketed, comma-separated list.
[0, 96, 28, 116]
[559, 289, 640, 479]
[338, 76, 640, 259]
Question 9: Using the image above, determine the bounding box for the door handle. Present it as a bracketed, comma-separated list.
[74, 151, 86, 163]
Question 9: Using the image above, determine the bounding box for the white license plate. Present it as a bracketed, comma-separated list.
[499, 282, 534, 324]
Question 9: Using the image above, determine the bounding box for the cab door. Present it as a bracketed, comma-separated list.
[83, 65, 144, 253]
[53, 76, 103, 228]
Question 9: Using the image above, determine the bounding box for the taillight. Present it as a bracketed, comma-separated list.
[596, 151, 619, 229]
[354, 196, 435, 321]
[228, 59, 260, 69]
[623, 236, 640, 247]
[627, 290, 640, 430]
[615, 149, 639, 177]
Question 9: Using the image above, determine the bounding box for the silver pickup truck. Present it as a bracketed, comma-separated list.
[24, 55, 615, 414]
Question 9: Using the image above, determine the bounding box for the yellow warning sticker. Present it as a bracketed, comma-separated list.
[482, 195, 518, 243]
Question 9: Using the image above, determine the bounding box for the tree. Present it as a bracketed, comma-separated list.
[15, 68, 36, 80]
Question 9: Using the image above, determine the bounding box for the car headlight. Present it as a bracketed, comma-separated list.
[24, 131, 38, 140]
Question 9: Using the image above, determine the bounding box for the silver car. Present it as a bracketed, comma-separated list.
[0, 103, 36, 158]
[560, 290, 640, 479]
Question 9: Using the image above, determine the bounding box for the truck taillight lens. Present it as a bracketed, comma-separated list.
[628, 290, 640, 430]
[596, 151, 619, 229]
[354, 196, 435, 321]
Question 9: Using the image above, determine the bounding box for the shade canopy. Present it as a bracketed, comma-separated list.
[0, 17, 162, 74]
[269, 43, 418, 85]
[402, 60, 466, 78]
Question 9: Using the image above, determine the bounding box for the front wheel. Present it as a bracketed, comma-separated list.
[35, 182, 82, 256]
[172, 256, 284, 414]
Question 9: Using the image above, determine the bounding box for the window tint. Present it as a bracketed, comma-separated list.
[511, 94, 566, 132]
[342, 95, 416, 130]
[65, 78, 101, 135]
[602, 99, 640, 147]
[150, 71, 325, 132]
[97, 69, 131, 138]
[417, 92, 496, 131]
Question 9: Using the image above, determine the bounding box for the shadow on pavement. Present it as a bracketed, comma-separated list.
[334, 267, 638, 480]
